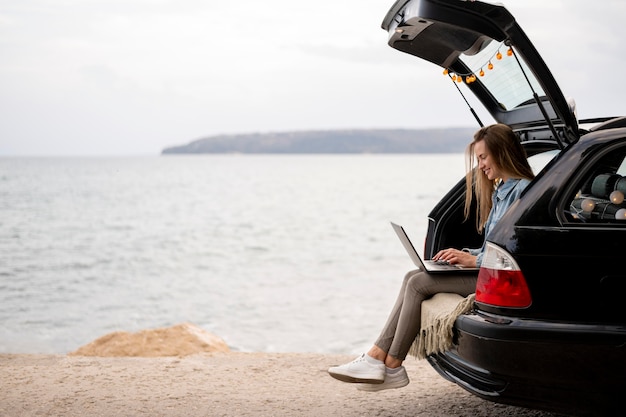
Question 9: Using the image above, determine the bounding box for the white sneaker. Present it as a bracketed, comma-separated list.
[357, 366, 409, 392]
[328, 354, 385, 384]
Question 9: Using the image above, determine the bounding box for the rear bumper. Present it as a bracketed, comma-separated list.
[428, 312, 626, 416]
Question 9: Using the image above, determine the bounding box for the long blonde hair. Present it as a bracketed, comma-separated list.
[464, 124, 535, 233]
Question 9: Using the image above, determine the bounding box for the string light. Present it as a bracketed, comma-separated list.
[443, 41, 514, 85]
[610, 190, 625, 205]
[581, 199, 596, 213]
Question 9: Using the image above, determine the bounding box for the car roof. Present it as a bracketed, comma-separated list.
[381, 0, 579, 147]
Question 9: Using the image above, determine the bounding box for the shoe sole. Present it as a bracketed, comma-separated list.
[328, 371, 384, 384]
[357, 378, 410, 392]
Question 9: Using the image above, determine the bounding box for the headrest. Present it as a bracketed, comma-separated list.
[591, 174, 621, 198]
[615, 177, 626, 195]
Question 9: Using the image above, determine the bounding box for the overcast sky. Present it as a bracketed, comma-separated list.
[1, 0, 625, 156]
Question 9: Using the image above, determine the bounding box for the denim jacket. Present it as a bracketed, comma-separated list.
[466, 178, 531, 267]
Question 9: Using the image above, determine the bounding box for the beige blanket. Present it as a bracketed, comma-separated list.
[409, 292, 476, 359]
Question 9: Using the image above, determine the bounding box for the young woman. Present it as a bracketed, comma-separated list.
[328, 123, 535, 391]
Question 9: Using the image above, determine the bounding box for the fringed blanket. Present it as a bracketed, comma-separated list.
[409, 292, 476, 360]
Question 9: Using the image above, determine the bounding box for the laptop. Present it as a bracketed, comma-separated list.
[390, 222, 479, 274]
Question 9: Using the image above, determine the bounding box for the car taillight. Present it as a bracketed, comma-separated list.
[476, 242, 532, 308]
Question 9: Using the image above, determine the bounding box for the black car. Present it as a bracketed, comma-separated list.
[381, 1, 626, 416]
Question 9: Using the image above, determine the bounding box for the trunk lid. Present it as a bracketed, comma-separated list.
[381, 0, 579, 147]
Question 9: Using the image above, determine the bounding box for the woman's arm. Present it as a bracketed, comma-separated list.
[432, 248, 478, 268]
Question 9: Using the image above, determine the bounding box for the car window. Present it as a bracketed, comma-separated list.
[528, 150, 559, 175]
[459, 41, 545, 111]
[566, 145, 626, 223]
[617, 159, 626, 176]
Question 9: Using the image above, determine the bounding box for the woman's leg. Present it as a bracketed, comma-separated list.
[374, 270, 477, 364]
[328, 269, 476, 388]
[371, 269, 421, 363]
[327, 270, 420, 384]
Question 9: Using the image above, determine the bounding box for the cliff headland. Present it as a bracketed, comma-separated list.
[162, 127, 477, 154]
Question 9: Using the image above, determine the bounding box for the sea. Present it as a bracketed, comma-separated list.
[0, 154, 467, 355]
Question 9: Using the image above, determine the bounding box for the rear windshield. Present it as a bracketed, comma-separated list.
[459, 40, 545, 111]
[528, 149, 559, 175]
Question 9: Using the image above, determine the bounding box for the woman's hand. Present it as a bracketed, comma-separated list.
[432, 248, 477, 268]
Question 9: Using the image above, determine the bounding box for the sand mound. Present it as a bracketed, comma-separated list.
[69, 322, 230, 357]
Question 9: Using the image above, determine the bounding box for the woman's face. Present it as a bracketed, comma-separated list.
[474, 139, 505, 181]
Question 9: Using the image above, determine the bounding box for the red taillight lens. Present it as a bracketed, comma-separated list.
[475, 243, 532, 308]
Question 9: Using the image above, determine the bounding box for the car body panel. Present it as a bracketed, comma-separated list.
[424, 125, 626, 415]
[381, 0, 626, 415]
[432, 311, 626, 416]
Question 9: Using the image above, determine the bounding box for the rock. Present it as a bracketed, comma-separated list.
[69, 322, 230, 357]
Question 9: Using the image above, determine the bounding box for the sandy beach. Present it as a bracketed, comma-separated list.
[0, 352, 558, 417]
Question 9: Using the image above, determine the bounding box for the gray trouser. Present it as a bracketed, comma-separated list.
[374, 268, 477, 361]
